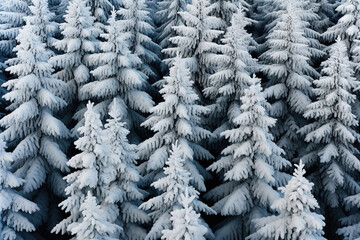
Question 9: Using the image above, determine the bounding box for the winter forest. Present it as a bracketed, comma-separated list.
[1, 0, 360, 239]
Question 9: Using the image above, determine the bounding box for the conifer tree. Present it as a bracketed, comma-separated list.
[260, 0, 320, 159]
[140, 142, 215, 240]
[325, 0, 360, 81]
[0, 0, 70, 230]
[299, 38, 360, 231]
[25, 0, 57, 48]
[206, 76, 290, 239]
[164, 0, 223, 89]
[248, 161, 326, 240]
[325, 0, 360, 46]
[162, 188, 209, 240]
[138, 57, 213, 192]
[53, 102, 125, 238]
[0, 0, 31, 58]
[79, 11, 153, 133]
[49, 0, 99, 116]
[0, 139, 39, 240]
[69, 191, 121, 240]
[104, 98, 150, 240]
[117, 0, 161, 81]
[0, 0, 31, 114]
[204, 5, 258, 140]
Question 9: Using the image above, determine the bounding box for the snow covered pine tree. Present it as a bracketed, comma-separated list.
[0, 139, 39, 240]
[206, 76, 290, 239]
[53, 102, 128, 239]
[299, 37, 360, 236]
[0, 0, 70, 233]
[104, 98, 150, 240]
[79, 10, 153, 141]
[140, 142, 215, 240]
[248, 160, 326, 240]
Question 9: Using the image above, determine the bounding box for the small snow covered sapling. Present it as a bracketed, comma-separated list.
[248, 160, 326, 240]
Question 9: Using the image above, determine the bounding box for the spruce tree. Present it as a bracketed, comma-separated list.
[325, 0, 360, 84]
[0, 139, 39, 240]
[117, 0, 161, 82]
[325, 0, 360, 46]
[0, 0, 31, 58]
[79, 11, 153, 136]
[69, 191, 121, 240]
[161, 187, 209, 240]
[248, 161, 326, 240]
[0, 1, 70, 234]
[206, 76, 290, 239]
[104, 98, 150, 240]
[260, 0, 320, 159]
[204, 5, 258, 142]
[25, 0, 57, 48]
[299, 38, 360, 232]
[0, 0, 31, 114]
[49, 0, 99, 120]
[53, 102, 125, 238]
[138, 57, 213, 192]
[163, 0, 223, 90]
[140, 142, 215, 240]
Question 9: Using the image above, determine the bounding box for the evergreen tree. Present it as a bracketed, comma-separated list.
[248, 160, 326, 240]
[103, 98, 150, 240]
[324, 0, 360, 46]
[325, 0, 360, 83]
[79, 11, 153, 135]
[0, 0, 31, 114]
[138, 57, 213, 192]
[299, 38, 360, 231]
[0, 0, 70, 230]
[69, 191, 121, 240]
[0, 0, 31, 58]
[0, 139, 39, 240]
[49, 0, 100, 119]
[53, 102, 124, 238]
[25, 0, 57, 48]
[204, 4, 258, 142]
[163, 0, 223, 90]
[117, 0, 161, 82]
[206, 76, 290, 239]
[260, 0, 320, 160]
[162, 187, 209, 240]
[140, 142, 215, 240]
